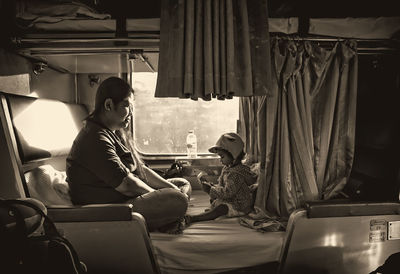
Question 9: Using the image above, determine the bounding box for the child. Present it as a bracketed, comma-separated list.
[185, 133, 257, 225]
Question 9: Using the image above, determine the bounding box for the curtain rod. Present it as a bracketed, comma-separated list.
[16, 35, 398, 45]
[271, 35, 400, 52]
[271, 35, 397, 43]
[17, 36, 395, 43]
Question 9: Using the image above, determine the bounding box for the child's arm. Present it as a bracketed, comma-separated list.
[197, 171, 215, 184]
[197, 171, 214, 193]
[209, 173, 242, 200]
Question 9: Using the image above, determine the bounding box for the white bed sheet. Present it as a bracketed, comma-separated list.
[150, 191, 285, 274]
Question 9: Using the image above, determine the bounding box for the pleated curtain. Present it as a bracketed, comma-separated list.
[155, 0, 272, 100]
[240, 39, 358, 218]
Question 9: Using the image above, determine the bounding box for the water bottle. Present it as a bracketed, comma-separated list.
[186, 130, 197, 158]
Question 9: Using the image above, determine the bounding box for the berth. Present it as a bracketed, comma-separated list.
[1, 92, 400, 274]
[14, 1, 400, 40]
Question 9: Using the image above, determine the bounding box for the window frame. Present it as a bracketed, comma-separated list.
[128, 58, 240, 160]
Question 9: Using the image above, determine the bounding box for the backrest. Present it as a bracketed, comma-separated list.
[53, 212, 160, 274]
[0, 91, 88, 198]
[279, 201, 400, 274]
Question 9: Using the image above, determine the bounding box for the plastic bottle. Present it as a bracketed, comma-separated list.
[186, 129, 197, 158]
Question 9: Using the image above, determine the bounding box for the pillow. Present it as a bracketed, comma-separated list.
[25, 165, 73, 206]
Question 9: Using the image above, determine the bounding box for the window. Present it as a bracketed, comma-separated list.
[131, 72, 239, 155]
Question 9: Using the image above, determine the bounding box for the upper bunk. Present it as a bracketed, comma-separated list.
[1, 0, 399, 76]
[5, 0, 400, 53]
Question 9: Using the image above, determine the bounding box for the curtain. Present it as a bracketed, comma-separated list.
[155, 0, 272, 100]
[240, 39, 358, 218]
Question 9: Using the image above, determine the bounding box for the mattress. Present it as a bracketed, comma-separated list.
[309, 17, 400, 39]
[20, 17, 400, 39]
[31, 18, 161, 33]
[150, 190, 285, 274]
[28, 18, 297, 34]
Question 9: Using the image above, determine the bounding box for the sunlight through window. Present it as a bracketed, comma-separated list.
[13, 100, 80, 153]
[132, 72, 239, 155]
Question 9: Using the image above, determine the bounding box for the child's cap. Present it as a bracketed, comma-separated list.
[209, 133, 244, 160]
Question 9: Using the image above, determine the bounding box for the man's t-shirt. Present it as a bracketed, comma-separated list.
[66, 119, 139, 205]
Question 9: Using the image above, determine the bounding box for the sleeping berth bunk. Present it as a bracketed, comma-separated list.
[1, 1, 400, 273]
[12, 1, 400, 52]
[0, 90, 399, 274]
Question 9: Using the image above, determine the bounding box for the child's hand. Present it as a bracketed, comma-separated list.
[197, 171, 208, 183]
[200, 181, 212, 194]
